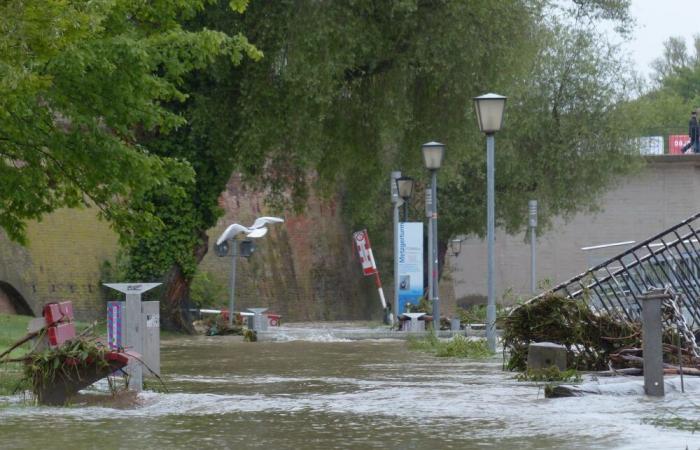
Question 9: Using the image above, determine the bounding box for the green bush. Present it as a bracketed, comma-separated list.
[190, 271, 227, 309]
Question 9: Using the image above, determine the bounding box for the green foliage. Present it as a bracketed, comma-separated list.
[457, 305, 508, 325]
[407, 334, 493, 359]
[190, 271, 228, 308]
[516, 367, 582, 383]
[0, 0, 259, 244]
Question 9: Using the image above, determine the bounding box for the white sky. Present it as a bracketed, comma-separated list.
[616, 0, 700, 79]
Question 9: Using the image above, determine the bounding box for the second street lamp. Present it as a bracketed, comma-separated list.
[396, 176, 414, 221]
[421, 141, 445, 329]
[473, 93, 507, 352]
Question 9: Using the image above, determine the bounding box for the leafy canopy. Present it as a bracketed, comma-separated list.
[0, 0, 259, 244]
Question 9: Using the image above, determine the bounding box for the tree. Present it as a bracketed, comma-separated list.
[0, 0, 259, 245]
[121, 0, 639, 329]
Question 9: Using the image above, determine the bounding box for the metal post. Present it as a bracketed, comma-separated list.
[103, 283, 161, 393]
[529, 200, 538, 295]
[486, 133, 496, 352]
[642, 289, 666, 397]
[125, 292, 142, 391]
[426, 188, 433, 317]
[392, 171, 401, 325]
[430, 170, 440, 328]
[228, 241, 238, 327]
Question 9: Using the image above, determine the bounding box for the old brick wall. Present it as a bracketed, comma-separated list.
[198, 175, 378, 321]
[0, 208, 120, 318]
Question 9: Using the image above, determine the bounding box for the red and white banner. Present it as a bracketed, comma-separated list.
[353, 229, 377, 276]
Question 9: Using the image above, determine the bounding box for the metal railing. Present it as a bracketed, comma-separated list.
[529, 212, 700, 328]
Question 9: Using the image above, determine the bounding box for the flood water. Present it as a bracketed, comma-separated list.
[2, 323, 700, 449]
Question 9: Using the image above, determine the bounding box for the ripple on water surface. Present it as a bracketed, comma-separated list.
[1, 332, 700, 449]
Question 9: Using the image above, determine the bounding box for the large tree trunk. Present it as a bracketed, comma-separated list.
[160, 231, 209, 333]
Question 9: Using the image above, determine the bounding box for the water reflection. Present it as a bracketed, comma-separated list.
[1, 327, 699, 449]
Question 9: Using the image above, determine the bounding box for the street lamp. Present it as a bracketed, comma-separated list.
[396, 176, 414, 221]
[422, 141, 445, 329]
[215, 216, 284, 327]
[474, 93, 507, 352]
[450, 238, 464, 257]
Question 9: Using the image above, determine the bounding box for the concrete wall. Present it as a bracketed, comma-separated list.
[451, 155, 700, 307]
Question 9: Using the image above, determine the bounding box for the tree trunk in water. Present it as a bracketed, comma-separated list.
[160, 231, 209, 333]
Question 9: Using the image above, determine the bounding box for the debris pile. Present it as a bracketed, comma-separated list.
[502, 294, 642, 371]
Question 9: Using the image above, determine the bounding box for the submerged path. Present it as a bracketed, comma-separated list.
[1, 324, 699, 449]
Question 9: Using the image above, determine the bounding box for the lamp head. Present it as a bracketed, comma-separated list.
[421, 141, 445, 170]
[473, 93, 507, 134]
[396, 176, 415, 200]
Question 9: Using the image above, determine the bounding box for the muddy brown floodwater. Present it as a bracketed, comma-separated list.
[1, 324, 700, 449]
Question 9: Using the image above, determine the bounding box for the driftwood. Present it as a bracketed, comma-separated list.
[594, 367, 643, 377]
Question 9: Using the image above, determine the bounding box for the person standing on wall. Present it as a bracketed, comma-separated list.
[682, 110, 699, 154]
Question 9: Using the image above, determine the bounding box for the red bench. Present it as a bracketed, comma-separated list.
[35, 301, 140, 405]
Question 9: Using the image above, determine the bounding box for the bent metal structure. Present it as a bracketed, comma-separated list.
[528, 211, 700, 328]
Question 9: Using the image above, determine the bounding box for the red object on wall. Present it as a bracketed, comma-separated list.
[43, 302, 74, 325]
[47, 322, 76, 347]
[669, 135, 689, 154]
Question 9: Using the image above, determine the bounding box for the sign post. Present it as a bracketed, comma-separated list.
[397, 222, 424, 315]
[104, 283, 161, 392]
[353, 230, 388, 316]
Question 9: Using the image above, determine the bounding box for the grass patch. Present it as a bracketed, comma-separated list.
[407, 334, 493, 358]
[0, 314, 33, 354]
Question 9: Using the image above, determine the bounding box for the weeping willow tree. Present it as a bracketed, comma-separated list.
[116, 0, 641, 330]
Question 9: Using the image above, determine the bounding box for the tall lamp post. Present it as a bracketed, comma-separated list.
[474, 93, 507, 352]
[391, 171, 402, 325]
[422, 141, 445, 329]
[396, 176, 415, 221]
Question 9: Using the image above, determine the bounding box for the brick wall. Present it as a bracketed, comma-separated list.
[0, 207, 120, 318]
[198, 175, 377, 321]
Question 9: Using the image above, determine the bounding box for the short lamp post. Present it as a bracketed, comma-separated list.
[474, 93, 507, 352]
[396, 176, 415, 221]
[422, 141, 445, 329]
[529, 200, 538, 294]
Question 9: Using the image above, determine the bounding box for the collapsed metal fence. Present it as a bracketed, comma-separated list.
[531, 212, 700, 329]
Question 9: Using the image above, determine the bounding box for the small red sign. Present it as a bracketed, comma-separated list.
[353, 230, 377, 276]
[669, 135, 689, 154]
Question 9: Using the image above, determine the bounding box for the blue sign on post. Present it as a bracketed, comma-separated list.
[397, 222, 424, 315]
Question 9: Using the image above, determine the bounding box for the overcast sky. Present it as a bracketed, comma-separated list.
[615, 0, 699, 79]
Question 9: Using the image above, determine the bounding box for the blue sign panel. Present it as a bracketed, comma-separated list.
[397, 222, 424, 315]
